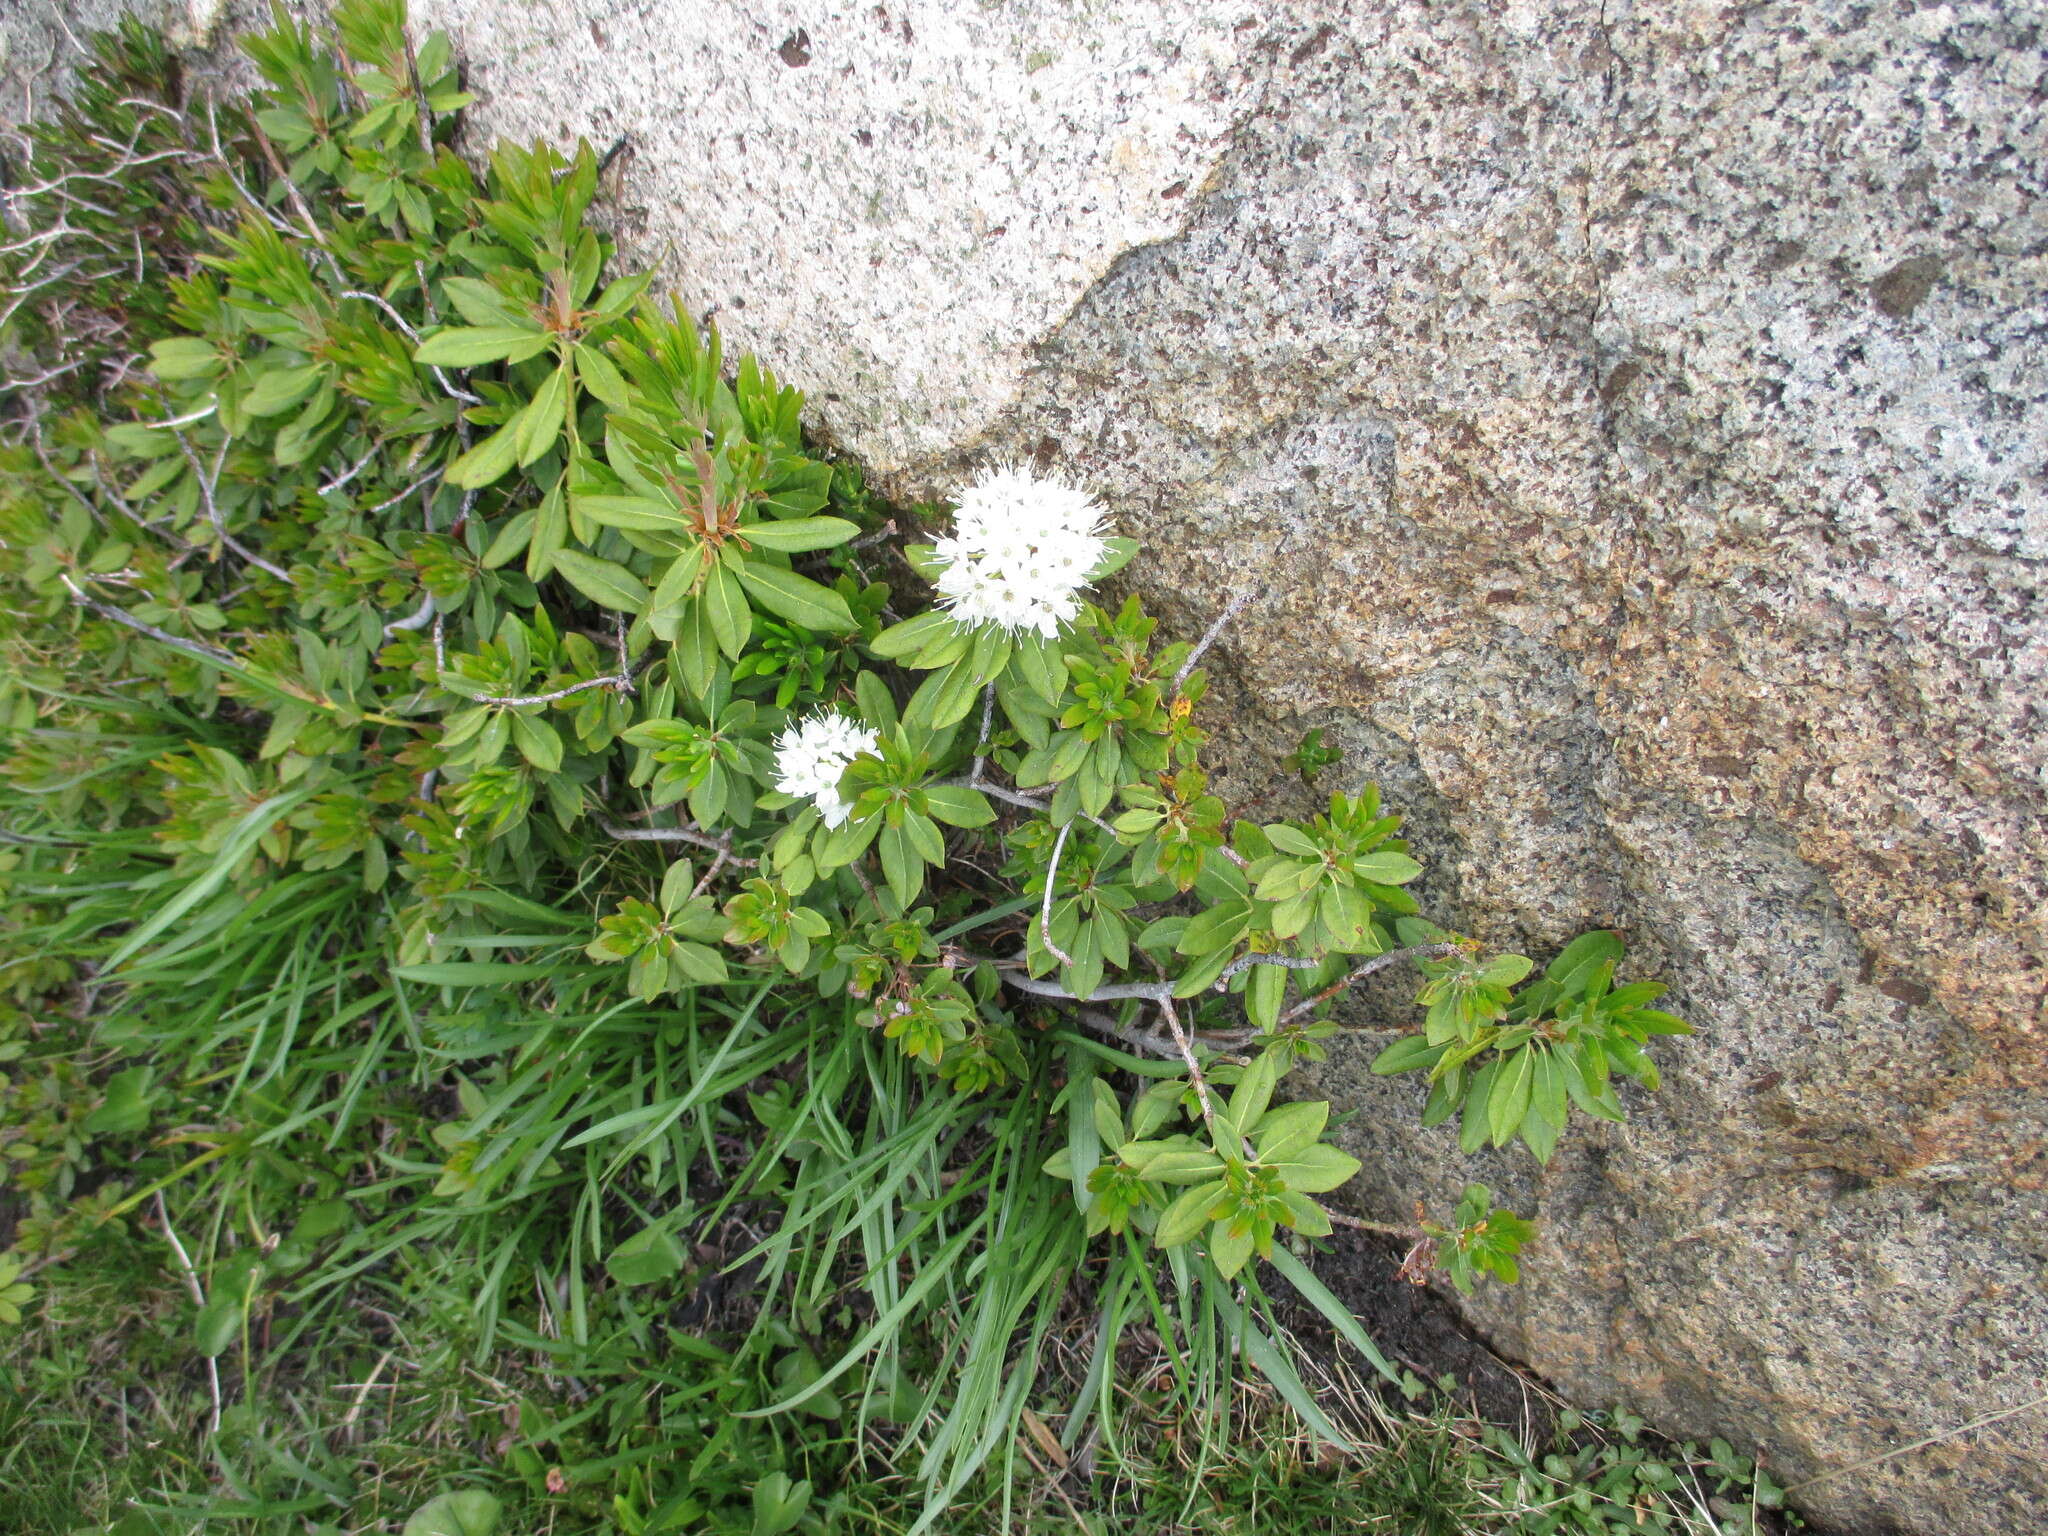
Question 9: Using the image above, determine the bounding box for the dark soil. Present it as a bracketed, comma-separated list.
[1285, 1227, 1561, 1441]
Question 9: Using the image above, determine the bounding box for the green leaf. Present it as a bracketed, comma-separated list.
[446, 419, 522, 489]
[1481, 954, 1535, 988]
[83, 1066, 154, 1136]
[869, 610, 954, 661]
[923, 785, 995, 828]
[702, 562, 751, 659]
[1209, 1219, 1255, 1279]
[1124, 1146, 1225, 1185]
[673, 600, 718, 696]
[514, 364, 570, 466]
[148, 336, 219, 380]
[1280, 1190, 1333, 1237]
[877, 822, 921, 906]
[1246, 960, 1286, 1031]
[1370, 1035, 1444, 1076]
[441, 276, 525, 326]
[1531, 1047, 1568, 1128]
[669, 941, 730, 985]
[575, 343, 632, 410]
[527, 476, 567, 576]
[413, 326, 550, 366]
[739, 516, 858, 552]
[1009, 631, 1068, 703]
[1225, 1048, 1283, 1140]
[482, 509, 533, 568]
[647, 545, 708, 619]
[576, 494, 677, 531]
[735, 563, 855, 632]
[104, 422, 174, 458]
[1065, 1049, 1102, 1211]
[751, 1474, 812, 1536]
[243, 362, 324, 416]
[1350, 850, 1423, 886]
[402, 1492, 504, 1536]
[1487, 1047, 1535, 1146]
[193, 1289, 242, 1358]
[1252, 1100, 1327, 1165]
[550, 550, 649, 614]
[606, 1224, 686, 1286]
[1520, 1095, 1563, 1164]
[1091, 536, 1139, 580]
[903, 812, 945, 867]
[1546, 930, 1625, 993]
[1155, 1181, 1226, 1248]
[1175, 899, 1251, 956]
[592, 268, 655, 320]
[511, 712, 563, 772]
[1264, 824, 1321, 857]
[1268, 1143, 1362, 1195]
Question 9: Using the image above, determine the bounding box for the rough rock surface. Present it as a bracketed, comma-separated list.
[8, 2, 2046, 1532]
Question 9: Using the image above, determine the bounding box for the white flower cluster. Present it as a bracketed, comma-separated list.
[931, 464, 1109, 638]
[772, 711, 879, 828]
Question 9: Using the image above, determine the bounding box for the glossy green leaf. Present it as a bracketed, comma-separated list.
[550, 549, 649, 614]
[738, 516, 857, 553]
[413, 326, 549, 366]
[735, 563, 855, 632]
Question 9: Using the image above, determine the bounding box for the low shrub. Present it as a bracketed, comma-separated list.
[0, 4, 1715, 1530]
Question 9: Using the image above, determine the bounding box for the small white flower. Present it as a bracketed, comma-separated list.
[773, 711, 880, 827]
[931, 463, 1110, 637]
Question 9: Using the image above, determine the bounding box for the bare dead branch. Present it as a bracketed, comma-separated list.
[153, 1193, 223, 1436]
[1039, 820, 1077, 968]
[1215, 952, 1321, 983]
[1276, 942, 1463, 1025]
[318, 446, 381, 495]
[382, 594, 436, 637]
[58, 573, 234, 666]
[599, 819, 758, 865]
[168, 426, 294, 583]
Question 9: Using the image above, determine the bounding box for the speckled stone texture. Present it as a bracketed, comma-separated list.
[7, 2, 2044, 1531]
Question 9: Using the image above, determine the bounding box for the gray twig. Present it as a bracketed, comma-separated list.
[967, 684, 996, 783]
[999, 970, 1175, 1007]
[204, 97, 294, 237]
[472, 618, 638, 706]
[1174, 585, 1261, 689]
[1276, 942, 1463, 1025]
[1069, 1003, 1248, 1066]
[1038, 820, 1076, 968]
[1215, 951, 1321, 985]
[340, 288, 483, 406]
[382, 594, 436, 637]
[599, 819, 758, 865]
[471, 673, 631, 708]
[59, 573, 234, 666]
[153, 1193, 223, 1435]
[690, 832, 737, 897]
[318, 446, 381, 495]
[1155, 993, 1220, 1131]
[368, 470, 441, 516]
[169, 426, 294, 583]
[400, 31, 437, 159]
